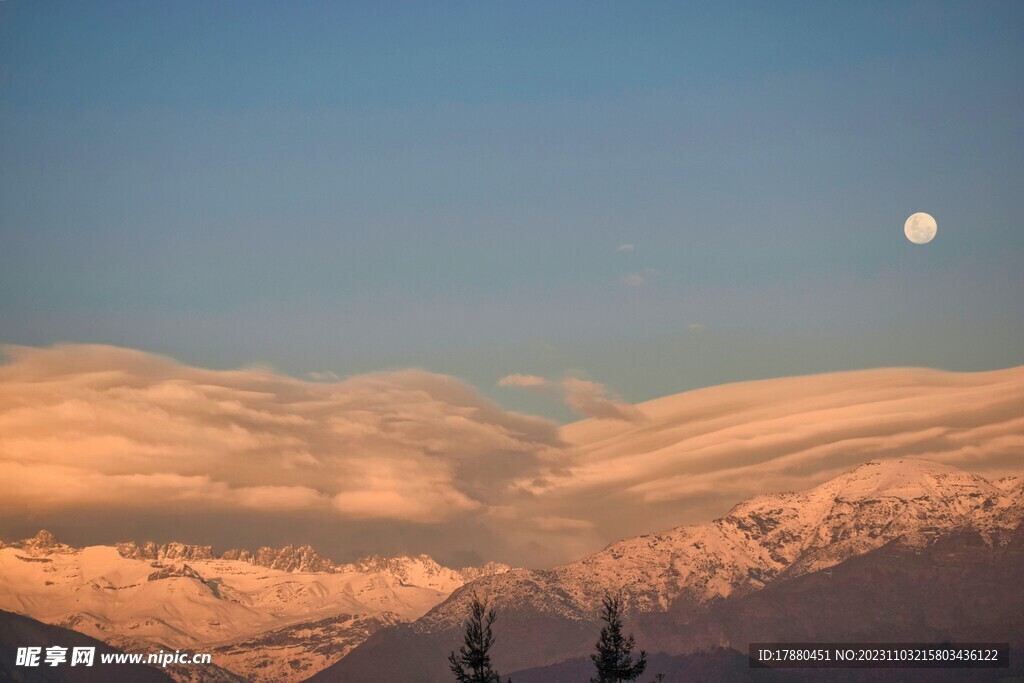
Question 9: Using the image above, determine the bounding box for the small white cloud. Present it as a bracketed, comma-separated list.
[616, 244, 635, 253]
[687, 323, 706, 331]
[498, 374, 550, 389]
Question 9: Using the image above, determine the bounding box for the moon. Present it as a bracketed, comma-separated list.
[904, 212, 937, 244]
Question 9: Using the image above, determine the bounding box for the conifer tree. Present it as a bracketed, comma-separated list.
[590, 593, 647, 683]
[448, 592, 505, 683]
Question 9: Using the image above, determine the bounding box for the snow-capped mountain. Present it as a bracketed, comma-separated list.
[4, 458, 1019, 682]
[512, 520, 1024, 681]
[336, 555, 511, 594]
[113, 539, 511, 581]
[424, 459, 1021, 624]
[319, 458, 1024, 682]
[0, 533, 508, 682]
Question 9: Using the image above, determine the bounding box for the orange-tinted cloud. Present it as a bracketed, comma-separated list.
[1, 344, 1021, 567]
[561, 377, 644, 422]
[541, 366, 1024, 542]
[498, 374, 550, 388]
[0, 344, 559, 524]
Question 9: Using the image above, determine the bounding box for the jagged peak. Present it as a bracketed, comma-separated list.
[30, 529, 56, 545]
[11, 529, 74, 554]
[116, 540, 213, 562]
[106, 538, 510, 582]
[566, 459, 1019, 597]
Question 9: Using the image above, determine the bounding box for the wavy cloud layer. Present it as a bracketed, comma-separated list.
[0, 344, 559, 525]
[1, 344, 1021, 567]
[545, 365, 1024, 542]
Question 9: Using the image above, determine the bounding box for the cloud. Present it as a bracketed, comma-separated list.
[0, 461, 331, 512]
[687, 322, 706, 331]
[616, 244, 635, 253]
[561, 377, 644, 422]
[1, 344, 1021, 568]
[0, 344, 559, 526]
[498, 374, 550, 389]
[541, 366, 1024, 545]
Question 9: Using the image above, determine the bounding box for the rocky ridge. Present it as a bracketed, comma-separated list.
[316, 458, 1024, 682]
[0, 533, 510, 682]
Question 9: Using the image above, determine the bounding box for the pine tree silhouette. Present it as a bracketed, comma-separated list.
[448, 592, 507, 683]
[590, 593, 647, 683]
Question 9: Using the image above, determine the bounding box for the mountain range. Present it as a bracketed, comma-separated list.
[2, 458, 1021, 681]
[317, 458, 1024, 682]
[0, 533, 508, 682]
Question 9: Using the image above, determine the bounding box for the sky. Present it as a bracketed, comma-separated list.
[1, 1, 1022, 421]
[0, 2, 1022, 566]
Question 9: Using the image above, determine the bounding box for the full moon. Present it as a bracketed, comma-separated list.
[904, 212, 937, 244]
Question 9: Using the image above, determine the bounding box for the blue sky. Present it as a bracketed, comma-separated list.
[2, 1, 1022, 420]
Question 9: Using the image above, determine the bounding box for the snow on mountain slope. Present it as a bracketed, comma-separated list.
[415, 459, 1024, 630]
[211, 611, 403, 681]
[113, 539, 512, 582]
[0, 533, 507, 682]
[315, 458, 1024, 683]
[337, 554, 511, 594]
